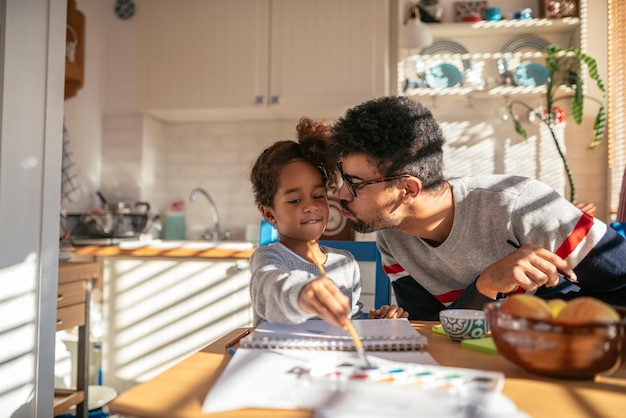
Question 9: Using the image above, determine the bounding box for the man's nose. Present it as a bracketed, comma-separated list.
[337, 182, 353, 200]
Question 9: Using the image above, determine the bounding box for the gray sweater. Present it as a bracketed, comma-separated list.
[378, 175, 626, 319]
[249, 242, 364, 324]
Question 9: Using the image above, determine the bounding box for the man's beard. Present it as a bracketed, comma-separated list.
[347, 218, 378, 234]
[341, 201, 394, 234]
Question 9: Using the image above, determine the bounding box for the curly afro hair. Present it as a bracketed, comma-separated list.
[250, 117, 338, 209]
[332, 96, 446, 191]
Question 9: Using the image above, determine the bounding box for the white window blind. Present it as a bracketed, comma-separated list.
[609, 0, 626, 221]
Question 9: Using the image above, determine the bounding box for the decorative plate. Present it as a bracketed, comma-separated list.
[417, 40, 471, 89]
[419, 40, 472, 70]
[426, 63, 463, 89]
[497, 35, 551, 86]
[512, 62, 549, 87]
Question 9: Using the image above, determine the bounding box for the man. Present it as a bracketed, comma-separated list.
[331, 96, 626, 320]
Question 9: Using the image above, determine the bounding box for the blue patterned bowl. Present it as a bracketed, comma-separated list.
[439, 309, 489, 341]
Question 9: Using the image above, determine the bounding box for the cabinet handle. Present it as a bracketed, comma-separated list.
[255, 95, 265, 105]
[236, 260, 250, 271]
[271, 95, 280, 105]
[57, 320, 63, 326]
[57, 294, 64, 302]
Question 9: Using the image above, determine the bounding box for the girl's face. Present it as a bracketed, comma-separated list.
[266, 160, 329, 244]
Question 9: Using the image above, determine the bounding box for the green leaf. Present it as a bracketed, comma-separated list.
[507, 103, 528, 139]
[589, 106, 607, 149]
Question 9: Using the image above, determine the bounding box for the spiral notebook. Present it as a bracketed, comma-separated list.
[239, 318, 427, 351]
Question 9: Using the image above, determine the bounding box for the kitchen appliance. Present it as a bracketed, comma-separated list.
[67, 192, 155, 245]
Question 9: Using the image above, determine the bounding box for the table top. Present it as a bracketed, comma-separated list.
[107, 321, 626, 418]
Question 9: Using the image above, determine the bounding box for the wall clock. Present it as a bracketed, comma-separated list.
[115, 0, 135, 20]
[321, 198, 354, 241]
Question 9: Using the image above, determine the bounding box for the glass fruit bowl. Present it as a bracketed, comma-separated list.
[484, 302, 626, 378]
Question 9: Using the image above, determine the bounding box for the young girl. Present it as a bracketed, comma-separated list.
[249, 117, 408, 327]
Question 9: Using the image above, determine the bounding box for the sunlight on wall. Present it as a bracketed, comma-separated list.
[0, 255, 38, 410]
[102, 258, 253, 391]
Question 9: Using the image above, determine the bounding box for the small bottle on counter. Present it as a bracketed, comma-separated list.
[163, 200, 186, 240]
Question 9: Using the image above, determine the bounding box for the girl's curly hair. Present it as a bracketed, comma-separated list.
[250, 117, 338, 208]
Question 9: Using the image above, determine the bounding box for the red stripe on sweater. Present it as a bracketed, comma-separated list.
[435, 289, 464, 304]
[383, 263, 404, 274]
[555, 213, 594, 259]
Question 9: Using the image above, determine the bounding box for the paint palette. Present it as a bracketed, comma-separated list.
[297, 354, 504, 395]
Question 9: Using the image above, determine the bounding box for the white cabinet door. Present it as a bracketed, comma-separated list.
[269, 0, 389, 111]
[101, 257, 252, 392]
[138, 0, 270, 117]
[138, 0, 388, 121]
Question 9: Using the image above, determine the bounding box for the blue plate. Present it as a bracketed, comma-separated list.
[512, 62, 549, 87]
[425, 63, 463, 89]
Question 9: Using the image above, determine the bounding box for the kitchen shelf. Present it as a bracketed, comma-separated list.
[65, 0, 85, 100]
[398, 16, 581, 99]
[427, 17, 580, 38]
[403, 85, 576, 99]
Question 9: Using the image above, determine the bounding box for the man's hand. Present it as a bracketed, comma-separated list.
[368, 304, 409, 319]
[476, 243, 576, 299]
[298, 276, 351, 328]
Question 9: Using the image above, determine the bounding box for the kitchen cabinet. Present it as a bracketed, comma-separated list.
[399, 17, 581, 98]
[138, 0, 388, 121]
[54, 262, 96, 418]
[65, 0, 85, 100]
[101, 256, 253, 392]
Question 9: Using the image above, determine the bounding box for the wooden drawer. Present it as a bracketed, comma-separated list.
[58, 262, 97, 285]
[56, 303, 85, 331]
[57, 280, 86, 309]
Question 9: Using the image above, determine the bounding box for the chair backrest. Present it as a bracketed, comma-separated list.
[258, 219, 391, 308]
[611, 222, 626, 238]
[319, 240, 391, 309]
[259, 218, 279, 246]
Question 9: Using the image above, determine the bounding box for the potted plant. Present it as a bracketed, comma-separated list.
[506, 45, 606, 203]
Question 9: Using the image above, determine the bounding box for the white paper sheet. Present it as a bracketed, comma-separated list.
[201, 348, 523, 416]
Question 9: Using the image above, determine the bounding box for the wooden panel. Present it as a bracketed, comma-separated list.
[56, 303, 85, 331]
[57, 281, 86, 308]
[54, 389, 84, 416]
[58, 262, 97, 284]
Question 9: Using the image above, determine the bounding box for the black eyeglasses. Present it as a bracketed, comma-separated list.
[337, 162, 410, 198]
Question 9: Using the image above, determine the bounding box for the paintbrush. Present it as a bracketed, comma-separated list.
[506, 240, 578, 284]
[306, 241, 372, 368]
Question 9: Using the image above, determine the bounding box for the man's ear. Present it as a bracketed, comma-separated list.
[403, 177, 422, 201]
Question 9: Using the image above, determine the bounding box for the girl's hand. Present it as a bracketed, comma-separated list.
[299, 276, 351, 328]
[368, 304, 409, 319]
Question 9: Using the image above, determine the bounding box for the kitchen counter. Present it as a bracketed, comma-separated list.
[71, 240, 254, 260]
[73, 240, 256, 391]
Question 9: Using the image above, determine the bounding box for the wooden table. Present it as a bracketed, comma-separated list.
[107, 322, 626, 418]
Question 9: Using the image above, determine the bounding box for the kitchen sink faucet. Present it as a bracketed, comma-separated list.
[189, 187, 230, 241]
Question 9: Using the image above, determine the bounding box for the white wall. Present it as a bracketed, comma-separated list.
[64, 0, 611, 240]
[63, 0, 107, 213]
